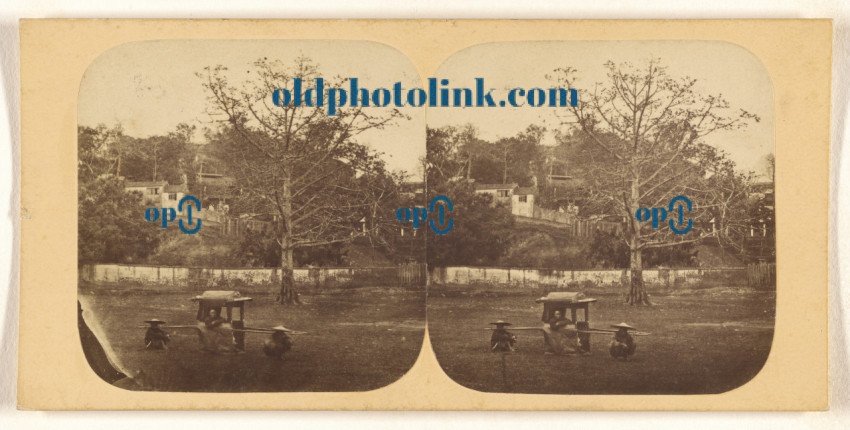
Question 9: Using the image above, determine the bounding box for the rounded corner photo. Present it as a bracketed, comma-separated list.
[76, 39, 426, 393]
[425, 40, 775, 395]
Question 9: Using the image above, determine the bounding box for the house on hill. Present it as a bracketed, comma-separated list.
[474, 183, 517, 207]
[162, 183, 188, 209]
[124, 180, 167, 205]
[512, 187, 536, 217]
[193, 149, 239, 208]
[124, 180, 188, 209]
[196, 172, 237, 209]
[545, 159, 576, 186]
[474, 183, 536, 217]
[400, 181, 425, 201]
[473, 181, 627, 237]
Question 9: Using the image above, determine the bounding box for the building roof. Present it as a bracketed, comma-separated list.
[198, 176, 236, 187]
[164, 184, 188, 193]
[750, 181, 774, 193]
[400, 181, 425, 191]
[192, 290, 252, 303]
[537, 292, 584, 302]
[475, 183, 517, 191]
[514, 187, 537, 196]
[535, 291, 597, 304]
[125, 180, 167, 188]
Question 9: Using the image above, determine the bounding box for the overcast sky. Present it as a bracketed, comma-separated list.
[78, 40, 426, 175]
[80, 40, 773, 179]
[427, 40, 774, 179]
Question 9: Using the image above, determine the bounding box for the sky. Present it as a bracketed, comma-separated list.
[78, 40, 426, 175]
[79, 40, 773, 179]
[427, 40, 775, 178]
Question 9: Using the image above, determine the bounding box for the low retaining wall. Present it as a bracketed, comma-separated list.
[79, 264, 749, 292]
[79, 264, 419, 291]
[429, 266, 748, 290]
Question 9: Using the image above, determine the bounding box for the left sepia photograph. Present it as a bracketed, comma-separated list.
[76, 40, 427, 392]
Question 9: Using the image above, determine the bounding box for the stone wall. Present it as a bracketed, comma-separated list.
[429, 266, 748, 290]
[78, 264, 747, 292]
[79, 264, 417, 291]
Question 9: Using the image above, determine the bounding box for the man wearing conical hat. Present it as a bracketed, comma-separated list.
[263, 326, 293, 359]
[143, 319, 170, 350]
[609, 322, 637, 360]
[489, 320, 517, 352]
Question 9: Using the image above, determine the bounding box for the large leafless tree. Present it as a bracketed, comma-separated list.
[201, 57, 404, 304]
[552, 59, 759, 305]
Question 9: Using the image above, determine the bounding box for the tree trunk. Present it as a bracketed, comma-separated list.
[627, 245, 651, 305]
[278, 244, 296, 304]
[152, 146, 158, 181]
[502, 147, 509, 184]
[625, 178, 651, 305]
[277, 175, 299, 305]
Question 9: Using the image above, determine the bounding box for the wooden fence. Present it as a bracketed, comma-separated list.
[80, 263, 427, 290]
[398, 262, 427, 287]
[747, 262, 776, 289]
[431, 266, 753, 290]
[516, 211, 623, 238]
[201, 216, 275, 238]
[81, 262, 772, 291]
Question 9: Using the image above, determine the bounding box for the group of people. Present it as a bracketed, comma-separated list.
[488, 310, 637, 359]
[144, 309, 293, 359]
[143, 309, 236, 353]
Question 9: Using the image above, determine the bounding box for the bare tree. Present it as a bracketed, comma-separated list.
[78, 124, 125, 181]
[200, 57, 404, 304]
[552, 59, 759, 305]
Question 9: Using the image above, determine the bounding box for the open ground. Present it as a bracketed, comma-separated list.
[428, 286, 774, 394]
[79, 285, 425, 392]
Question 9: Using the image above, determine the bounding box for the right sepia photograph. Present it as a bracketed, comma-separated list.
[426, 41, 776, 394]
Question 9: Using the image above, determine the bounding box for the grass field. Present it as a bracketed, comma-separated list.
[428, 287, 775, 394]
[79, 286, 425, 392]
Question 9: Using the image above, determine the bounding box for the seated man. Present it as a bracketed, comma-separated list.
[609, 322, 637, 360]
[548, 310, 570, 331]
[263, 326, 294, 359]
[543, 310, 581, 355]
[143, 319, 170, 350]
[199, 308, 234, 353]
[489, 320, 517, 352]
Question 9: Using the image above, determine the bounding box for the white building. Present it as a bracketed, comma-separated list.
[161, 184, 189, 210]
[124, 180, 167, 205]
[125, 180, 188, 209]
[473, 183, 517, 207]
[474, 183, 536, 217]
[511, 187, 536, 217]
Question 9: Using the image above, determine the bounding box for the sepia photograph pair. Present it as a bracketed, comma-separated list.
[76, 39, 775, 395]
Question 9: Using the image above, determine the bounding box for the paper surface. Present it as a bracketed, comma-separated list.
[18, 19, 830, 410]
